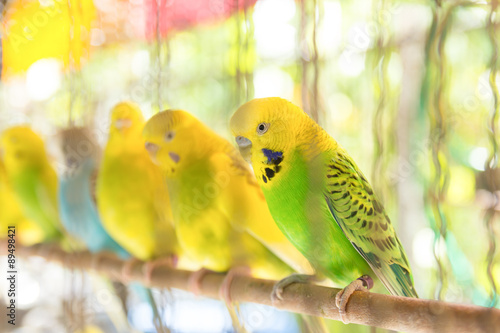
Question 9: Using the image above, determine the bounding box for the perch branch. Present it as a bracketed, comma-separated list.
[5, 241, 500, 333]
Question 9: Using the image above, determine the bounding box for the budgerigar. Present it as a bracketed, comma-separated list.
[96, 102, 181, 279]
[0, 157, 45, 245]
[143, 110, 327, 333]
[58, 127, 128, 258]
[57, 126, 165, 332]
[230, 97, 418, 323]
[0, 126, 64, 242]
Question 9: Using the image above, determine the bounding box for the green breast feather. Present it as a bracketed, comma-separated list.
[259, 148, 372, 285]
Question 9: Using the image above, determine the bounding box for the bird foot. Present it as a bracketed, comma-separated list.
[121, 258, 141, 282]
[271, 273, 317, 304]
[188, 268, 213, 296]
[143, 255, 178, 286]
[219, 267, 251, 305]
[335, 275, 373, 324]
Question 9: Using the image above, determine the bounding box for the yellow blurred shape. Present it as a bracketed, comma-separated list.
[447, 165, 476, 205]
[0, 159, 45, 245]
[2, 0, 95, 80]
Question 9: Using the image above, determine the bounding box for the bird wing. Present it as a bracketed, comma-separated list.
[323, 149, 418, 298]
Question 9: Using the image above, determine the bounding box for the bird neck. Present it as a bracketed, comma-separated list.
[295, 115, 337, 160]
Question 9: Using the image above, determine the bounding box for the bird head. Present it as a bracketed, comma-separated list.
[229, 97, 306, 166]
[58, 127, 99, 175]
[142, 109, 211, 176]
[109, 102, 144, 138]
[0, 126, 48, 172]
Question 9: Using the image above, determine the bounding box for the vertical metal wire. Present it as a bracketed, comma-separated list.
[233, 0, 253, 107]
[371, 0, 391, 203]
[299, 0, 319, 123]
[426, 2, 455, 301]
[243, 0, 254, 101]
[155, 0, 163, 112]
[299, 0, 310, 117]
[67, 0, 75, 125]
[485, 0, 499, 307]
[311, 0, 319, 124]
[234, 0, 243, 107]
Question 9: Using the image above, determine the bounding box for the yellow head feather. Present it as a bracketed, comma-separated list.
[142, 109, 222, 175]
[109, 101, 144, 138]
[0, 126, 49, 171]
[230, 98, 314, 162]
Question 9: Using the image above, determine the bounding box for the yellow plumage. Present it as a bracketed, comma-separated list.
[96, 102, 180, 262]
[142, 109, 313, 279]
[0, 126, 64, 242]
[0, 158, 45, 246]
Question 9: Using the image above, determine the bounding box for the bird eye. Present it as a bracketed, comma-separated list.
[256, 123, 269, 135]
[164, 131, 175, 142]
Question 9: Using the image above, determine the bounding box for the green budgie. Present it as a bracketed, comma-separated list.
[230, 97, 418, 323]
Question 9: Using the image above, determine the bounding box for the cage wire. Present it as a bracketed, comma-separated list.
[299, 0, 320, 124]
[153, 0, 169, 113]
[423, 0, 454, 301]
[234, 0, 243, 106]
[485, 0, 499, 308]
[370, 0, 392, 205]
[150, 3, 174, 331]
[65, 1, 91, 330]
[311, 0, 320, 125]
[67, 0, 76, 125]
[243, 0, 254, 102]
[233, 0, 254, 109]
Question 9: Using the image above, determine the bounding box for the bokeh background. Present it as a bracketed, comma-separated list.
[0, 0, 499, 332]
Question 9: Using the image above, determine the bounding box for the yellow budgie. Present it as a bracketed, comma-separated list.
[96, 102, 182, 281]
[0, 157, 45, 245]
[0, 126, 64, 242]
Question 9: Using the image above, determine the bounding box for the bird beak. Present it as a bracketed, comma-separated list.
[168, 152, 180, 163]
[145, 142, 159, 163]
[113, 118, 132, 132]
[235, 136, 252, 163]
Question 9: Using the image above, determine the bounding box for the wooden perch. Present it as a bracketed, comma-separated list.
[5, 241, 500, 333]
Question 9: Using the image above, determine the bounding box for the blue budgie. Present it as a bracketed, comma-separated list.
[57, 127, 167, 332]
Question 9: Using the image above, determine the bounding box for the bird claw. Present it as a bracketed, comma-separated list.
[271, 285, 284, 303]
[271, 274, 316, 305]
[335, 275, 373, 324]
